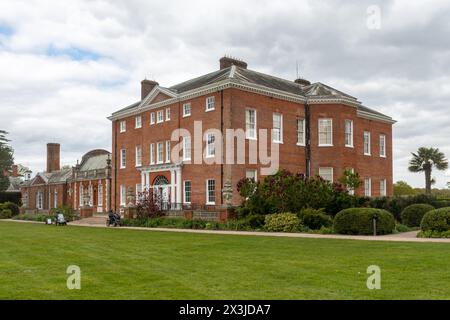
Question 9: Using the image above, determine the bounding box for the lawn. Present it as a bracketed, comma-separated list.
[0, 221, 449, 300]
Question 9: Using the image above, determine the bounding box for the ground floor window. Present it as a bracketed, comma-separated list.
[54, 190, 58, 209]
[365, 178, 372, 197]
[120, 185, 126, 206]
[206, 179, 215, 205]
[98, 184, 103, 207]
[36, 192, 43, 210]
[246, 169, 257, 182]
[184, 181, 191, 204]
[319, 167, 334, 183]
[380, 179, 387, 197]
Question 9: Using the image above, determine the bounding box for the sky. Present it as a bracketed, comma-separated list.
[0, 0, 449, 188]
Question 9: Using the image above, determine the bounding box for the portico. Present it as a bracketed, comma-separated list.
[139, 163, 183, 209]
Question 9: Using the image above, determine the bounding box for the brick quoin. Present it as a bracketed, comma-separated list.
[110, 57, 395, 211]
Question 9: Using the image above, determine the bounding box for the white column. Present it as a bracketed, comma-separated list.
[170, 169, 176, 208]
[141, 171, 145, 189]
[176, 168, 182, 207]
[146, 172, 150, 190]
[105, 179, 110, 212]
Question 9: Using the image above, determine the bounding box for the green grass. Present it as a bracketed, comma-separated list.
[1, 221, 450, 300]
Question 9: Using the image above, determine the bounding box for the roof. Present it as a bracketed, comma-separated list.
[6, 176, 22, 192]
[111, 64, 395, 123]
[80, 153, 109, 171]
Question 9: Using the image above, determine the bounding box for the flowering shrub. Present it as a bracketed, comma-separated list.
[136, 189, 164, 219]
[264, 212, 301, 232]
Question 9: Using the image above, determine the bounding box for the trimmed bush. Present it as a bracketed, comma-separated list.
[417, 230, 450, 238]
[264, 212, 301, 232]
[333, 208, 395, 235]
[298, 208, 332, 230]
[420, 207, 450, 232]
[0, 209, 12, 219]
[401, 204, 435, 227]
[13, 214, 53, 222]
[0, 201, 20, 216]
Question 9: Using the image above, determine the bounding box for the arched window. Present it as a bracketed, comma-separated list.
[153, 175, 169, 186]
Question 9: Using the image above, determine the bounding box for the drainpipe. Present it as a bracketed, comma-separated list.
[305, 100, 312, 177]
[114, 121, 118, 212]
[220, 89, 224, 205]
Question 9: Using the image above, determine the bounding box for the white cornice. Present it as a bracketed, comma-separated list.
[357, 110, 397, 124]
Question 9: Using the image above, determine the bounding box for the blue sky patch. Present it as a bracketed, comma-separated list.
[0, 24, 13, 36]
[46, 46, 101, 61]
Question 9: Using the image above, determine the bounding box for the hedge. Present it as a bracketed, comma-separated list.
[420, 207, 450, 232]
[401, 204, 435, 227]
[333, 208, 395, 235]
[298, 208, 332, 230]
[264, 212, 302, 232]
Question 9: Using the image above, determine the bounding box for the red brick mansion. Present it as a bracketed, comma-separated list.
[108, 57, 395, 211]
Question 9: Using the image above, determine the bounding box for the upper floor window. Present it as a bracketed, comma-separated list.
[183, 136, 191, 161]
[272, 113, 283, 143]
[157, 110, 164, 123]
[345, 120, 353, 147]
[150, 112, 155, 125]
[120, 149, 126, 169]
[135, 116, 142, 128]
[206, 96, 215, 111]
[319, 167, 333, 183]
[364, 178, 372, 197]
[119, 120, 126, 133]
[297, 119, 305, 146]
[165, 141, 171, 163]
[246, 109, 257, 139]
[379, 134, 386, 158]
[157, 142, 164, 164]
[183, 103, 191, 117]
[165, 108, 171, 121]
[364, 131, 371, 155]
[318, 119, 333, 146]
[206, 133, 216, 158]
[135, 145, 142, 167]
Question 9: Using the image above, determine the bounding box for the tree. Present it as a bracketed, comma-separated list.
[0, 130, 14, 192]
[338, 169, 362, 194]
[408, 147, 449, 194]
[136, 189, 163, 219]
[393, 181, 417, 196]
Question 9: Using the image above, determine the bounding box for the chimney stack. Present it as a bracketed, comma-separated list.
[141, 79, 159, 100]
[11, 165, 18, 177]
[47, 143, 60, 173]
[220, 56, 248, 70]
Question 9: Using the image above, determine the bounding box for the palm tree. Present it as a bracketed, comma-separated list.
[408, 147, 448, 194]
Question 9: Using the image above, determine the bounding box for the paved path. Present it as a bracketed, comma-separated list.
[4, 219, 450, 243]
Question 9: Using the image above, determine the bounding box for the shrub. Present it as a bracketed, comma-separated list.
[0, 209, 12, 219]
[395, 223, 413, 233]
[401, 204, 435, 227]
[13, 213, 53, 222]
[51, 205, 79, 221]
[0, 202, 20, 216]
[298, 208, 332, 230]
[264, 212, 301, 232]
[420, 207, 450, 232]
[369, 194, 436, 220]
[0, 192, 21, 206]
[333, 208, 395, 235]
[417, 230, 450, 238]
[245, 214, 265, 229]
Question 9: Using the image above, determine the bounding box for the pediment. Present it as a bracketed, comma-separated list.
[139, 86, 178, 108]
[31, 175, 47, 186]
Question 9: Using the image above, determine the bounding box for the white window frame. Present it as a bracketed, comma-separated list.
[347, 168, 355, 196]
[136, 184, 142, 204]
[345, 120, 353, 148]
[245, 108, 257, 140]
[183, 103, 191, 117]
[157, 110, 164, 123]
[120, 149, 126, 169]
[380, 134, 386, 158]
[206, 96, 215, 111]
[246, 169, 257, 182]
[135, 115, 142, 129]
[98, 183, 103, 207]
[79, 185, 83, 206]
[380, 179, 387, 197]
[37, 191, 43, 210]
[120, 185, 126, 206]
[206, 179, 216, 205]
[119, 120, 126, 133]
[365, 178, 372, 197]
[165, 141, 171, 163]
[165, 108, 171, 121]
[54, 189, 58, 209]
[150, 112, 155, 125]
[184, 180, 191, 204]
[135, 145, 142, 167]
[272, 113, 283, 143]
[319, 167, 334, 183]
[364, 131, 371, 156]
[183, 136, 191, 161]
[150, 143, 155, 165]
[206, 133, 215, 158]
[157, 142, 164, 164]
[318, 118, 333, 146]
[297, 118, 306, 146]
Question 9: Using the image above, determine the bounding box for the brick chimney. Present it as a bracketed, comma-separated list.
[47, 143, 60, 173]
[220, 56, 248, 70]
[141, 79, 159, 100]
[11, 165, 18, 177]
